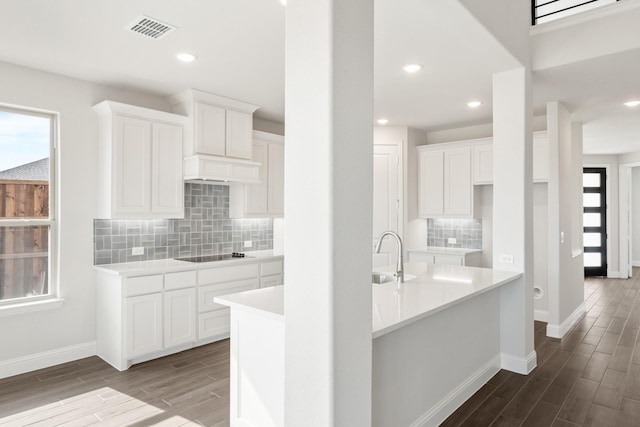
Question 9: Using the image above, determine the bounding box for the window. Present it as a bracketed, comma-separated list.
[0, 106, 56, 305]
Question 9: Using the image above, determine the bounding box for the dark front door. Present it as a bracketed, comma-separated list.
[583, 168, 607, 277]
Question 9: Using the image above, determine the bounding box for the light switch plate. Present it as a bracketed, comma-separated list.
[448, 238, 457, 244]
[244, 240, 252, 248]
[132, 247, 144, 256]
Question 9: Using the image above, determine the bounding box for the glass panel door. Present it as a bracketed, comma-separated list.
[584, 168, 607, 276]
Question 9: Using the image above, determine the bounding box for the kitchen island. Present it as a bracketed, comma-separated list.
[215, 262, 532, 427]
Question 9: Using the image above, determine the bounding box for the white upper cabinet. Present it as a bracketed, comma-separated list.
[469, 132, 549, 185]
[418, 144, 480, 218]
[472, 143, 493, 185]
[168, 89, 259, 160]
[230, 131, 285, 218]
[93, 101, 186, 219]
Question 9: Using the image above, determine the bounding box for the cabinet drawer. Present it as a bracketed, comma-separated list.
[165, 270, 197, 290]
[408, 252, 434, 263]
[199, 278, 258, 312]
[260, 274, 283, 288]
[434, 255, 463, 266]
[125, 275, 163, 297]
[198, 263, 259, 285]
[261, 259, 283, 276]
[198, 309, 230, 340]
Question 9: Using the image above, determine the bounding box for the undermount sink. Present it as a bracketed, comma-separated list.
[372, 272, 416, 284]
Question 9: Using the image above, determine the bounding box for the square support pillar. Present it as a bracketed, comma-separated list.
[493, 67, 536, 373]
[284, 0, 374, 425]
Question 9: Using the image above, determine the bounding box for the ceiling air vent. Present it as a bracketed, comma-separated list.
[126, 15, 177, 40]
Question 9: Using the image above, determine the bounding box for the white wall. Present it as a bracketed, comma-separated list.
[633, 167, 640, 265]
[481, 185, 493, 268]
[425, 116, 547, 145]
[533, 183, 549, 320]
[583, 154, 620, 276]
[253, 118, 284, 136]
[0, 61, 172, 371]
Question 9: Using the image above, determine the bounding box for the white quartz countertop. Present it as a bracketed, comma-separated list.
[407, 247, 482, 255]
[94, 250, 284, 277]
[214, 261, 521, 339]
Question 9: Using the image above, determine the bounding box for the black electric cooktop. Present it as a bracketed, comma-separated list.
[175, 253, 253, 263]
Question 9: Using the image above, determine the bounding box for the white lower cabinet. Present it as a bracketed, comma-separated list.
[164, 288, 196, 348]
[408, 250, 482, 267]
[125, 293, 163, 358]
[96, 255, 284, 371]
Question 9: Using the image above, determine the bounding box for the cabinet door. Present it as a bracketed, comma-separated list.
[126, 293, 163, 358]
[473, 144, 493, 185]
[164, 288, 196, 348]
[267, 142, 285, 215]
[444, 148, 472, 215]
[533, 137, 549, 182]
[418, 150, 444, 217]
[114, 115, 151, 215]
[245, 140, 269, 214]
[152, 122, 184, 216]
[196, 102, 226, 156]
[225, 110, 253, 160]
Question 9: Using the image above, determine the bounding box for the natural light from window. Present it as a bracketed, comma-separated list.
[0, 107, 55, 304]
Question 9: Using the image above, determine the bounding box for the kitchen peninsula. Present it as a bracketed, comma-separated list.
[216, 262, 530, 427]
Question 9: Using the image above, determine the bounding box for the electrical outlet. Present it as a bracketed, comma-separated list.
[499, 254, 514, 264]
[132, 247, 144, 256]
[244, 240, 252, 248]
[448, 238, 457, 244]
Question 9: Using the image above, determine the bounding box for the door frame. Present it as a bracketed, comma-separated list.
[584, 164, 612, 277]
[583, 167, 608, 276]
[619, 162, 639, 278]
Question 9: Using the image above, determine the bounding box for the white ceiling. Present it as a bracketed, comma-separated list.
[0, 0, 638, 154]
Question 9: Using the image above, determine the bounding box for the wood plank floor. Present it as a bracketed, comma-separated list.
[2, 270, 640, 426]
[444, 268, 640, 427]
[0, 339, 231, 426]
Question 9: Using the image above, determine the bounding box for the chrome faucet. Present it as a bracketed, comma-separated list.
[374, 231, 404, 283]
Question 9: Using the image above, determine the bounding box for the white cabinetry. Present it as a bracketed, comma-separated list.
[164, 288, 196, 348]
[126, 292, 163, 358]
[408, 250, 482, 267]
[259, 259, 284, 288]
[230, 131, 285, 218]
[470, 132, 549, 185]
[418, 145, 479, 218]
[93, 101, 186, 219]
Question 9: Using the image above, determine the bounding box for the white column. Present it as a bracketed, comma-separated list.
[284, 0, 374, 426]
[492, 67, 535, 374]
[547, 102, 586, 337]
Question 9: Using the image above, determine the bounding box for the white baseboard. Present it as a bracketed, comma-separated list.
[501, 351, 537, 375]
[410, 355, 500, 427]
[0, 341, 96, 379]
[633, 261, 640, 268]
[534, 309, 549, 322]
[546, 303, 586, 339]
[608, 270, 625, 279]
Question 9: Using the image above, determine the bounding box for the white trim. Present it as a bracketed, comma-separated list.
[633, 261, 640, 267]
[608, 270, 624, 278]
[0, 297, 64, 317]
[410, 355, 500, 427]
[501, 351, 537, 375]
[546, 303, 586, 338]
[0, 341, 96, 379]
[534, 309, 549, 322]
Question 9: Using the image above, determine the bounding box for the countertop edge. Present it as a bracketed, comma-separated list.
[215, 286, 285, 320]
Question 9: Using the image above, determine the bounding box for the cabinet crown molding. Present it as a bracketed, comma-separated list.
[92, 100, 188, 124]
[167, 88, 260, 114]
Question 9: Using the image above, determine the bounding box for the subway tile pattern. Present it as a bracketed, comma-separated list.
[93, 183, 273, 265]
[427, 218, 482, 249]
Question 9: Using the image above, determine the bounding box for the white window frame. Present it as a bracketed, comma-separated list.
[0, 103, 62, 315]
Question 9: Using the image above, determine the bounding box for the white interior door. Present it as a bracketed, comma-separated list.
[372, 145, 400, 270]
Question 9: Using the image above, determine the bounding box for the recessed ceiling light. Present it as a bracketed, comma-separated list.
[467, 101, 482, 108]
[377, 118, 389, 125]
[277, 0, 286, 5]
[624, 100, 640, 107]
[402, 64, 422, 73]
[176, 52, 197, 63]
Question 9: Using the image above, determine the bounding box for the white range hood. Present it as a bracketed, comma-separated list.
[183, 154, 261, 184]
